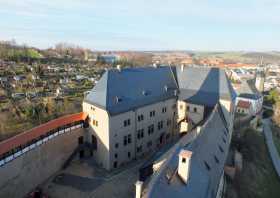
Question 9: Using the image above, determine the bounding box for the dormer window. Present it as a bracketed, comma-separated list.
[164, 85, 168, 92]
[218, 145, 224, 153]
[115, 96, 122, 103]
[204, 161, 211, 171]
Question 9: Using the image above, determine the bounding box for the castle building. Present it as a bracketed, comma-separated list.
[83, 65, 236, 170]
[0, 65, 236, 198]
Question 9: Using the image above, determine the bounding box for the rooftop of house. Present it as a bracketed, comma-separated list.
[84, 66, 178, 115]
[237, 100, 251, 109]
[174, 66, 236, 106]
[145, 103, 230, 198]
[237, 78, 262, 99]
[84, 66, 236, 115]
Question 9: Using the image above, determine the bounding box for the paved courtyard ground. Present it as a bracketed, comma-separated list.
[42, 157, 145, 198]
[41, 138, 179, 198]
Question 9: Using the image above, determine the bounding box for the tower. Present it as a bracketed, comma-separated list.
[255, 70, 265, 93]
[255, 56, 265, 93]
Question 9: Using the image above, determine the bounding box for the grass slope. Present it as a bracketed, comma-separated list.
[228, 128, 280, 198]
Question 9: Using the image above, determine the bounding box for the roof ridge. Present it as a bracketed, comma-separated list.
[105, 70, 110, 108]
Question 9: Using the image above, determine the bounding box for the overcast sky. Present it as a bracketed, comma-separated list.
[0, 0, 279, 51]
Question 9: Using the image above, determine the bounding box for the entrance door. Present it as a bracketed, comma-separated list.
[79, 150, 84, 158]
[92, 135, 97, 150]
[160, 133, 165, 144]
[78, 136, 84, 145]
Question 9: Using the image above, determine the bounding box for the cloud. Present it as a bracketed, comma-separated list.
[0, 0, 279, 50]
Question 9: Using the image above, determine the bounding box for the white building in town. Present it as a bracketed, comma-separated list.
[235, 78, 263, 116]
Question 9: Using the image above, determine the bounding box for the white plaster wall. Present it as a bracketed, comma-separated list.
[177, 100, 204, 124]
[108, 98, 177, 169]
[83, 102, 110, 169]
[134, 98, 177, 158]
[109, 110, 136, 168]
[235, 97, 263, 116]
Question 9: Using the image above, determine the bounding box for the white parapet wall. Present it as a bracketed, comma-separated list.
[0, 127, 84, 198]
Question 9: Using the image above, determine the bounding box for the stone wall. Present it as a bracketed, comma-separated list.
[0, 126, 84, 198]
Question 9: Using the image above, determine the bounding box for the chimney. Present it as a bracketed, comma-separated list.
[135, 181, 143, 198]
[174, 89, 178, 96]
[178, 149, 192, 184]
[196, 126, 201, 134]
[117, 65, 121, 72]
[181, 64, 185, 72]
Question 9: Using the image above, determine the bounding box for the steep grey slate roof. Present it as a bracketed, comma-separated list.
[237, 79, 262, 100]
[175, 66, 236, 106]
[84, 66, 236, 115]
[146, 103, 230, 198]
[84, 66, 178, 115]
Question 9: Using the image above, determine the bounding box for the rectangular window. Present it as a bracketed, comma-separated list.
[123, 136, 127, 146]
[138, 114, 144, 122]
[150, 110, 155, 117]
[162, 107, 167, 113]
[157, 121, 163, 130]
[137, 130, 141, 139]
[137, 129, 144, 139]
[124, 119, 131, 127]
[128, 134, 132, 144]
[141, 130, 144, 138]
[186, 106, 190, 112]
[193, 107, 197, 113]
[92, 119, 98, 127]
[148, 124, 154, 135]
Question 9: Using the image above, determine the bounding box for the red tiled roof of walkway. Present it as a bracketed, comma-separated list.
[237, 100, 251, 109]
[0, 112, 88, 156]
